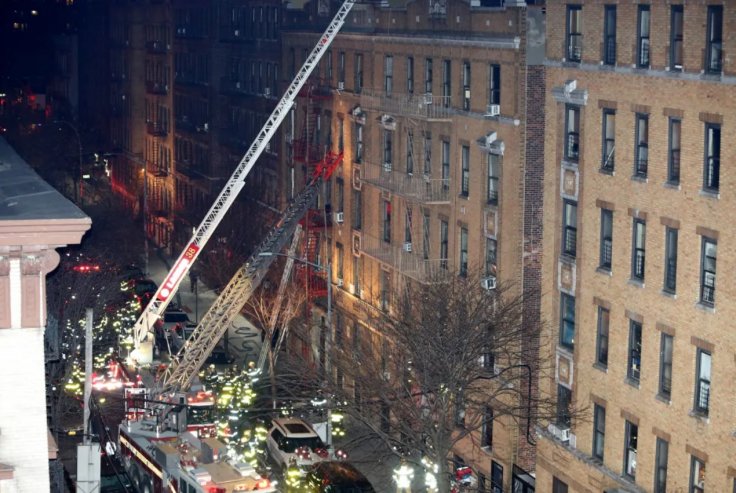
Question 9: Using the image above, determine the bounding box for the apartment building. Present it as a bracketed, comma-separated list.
[538, 2, 736, 492]
[281, 1, 545, 490]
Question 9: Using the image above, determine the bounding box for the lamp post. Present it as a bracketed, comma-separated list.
[53, 120, 83, 203]
[258, 251, 333, 445]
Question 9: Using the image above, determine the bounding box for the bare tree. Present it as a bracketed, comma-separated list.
[279, 272, 565, 492]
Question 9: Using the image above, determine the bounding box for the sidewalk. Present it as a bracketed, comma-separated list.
[144, 246, 263, 367]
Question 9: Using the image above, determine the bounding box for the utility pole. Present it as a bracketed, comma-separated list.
[77, 308, 101, 493]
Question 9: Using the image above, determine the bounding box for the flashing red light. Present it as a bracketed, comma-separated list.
[73, 264, 101, 273]
[207, 488, 226, 493]
[255, 479, 271, 489]
[314, 448, 329, 459]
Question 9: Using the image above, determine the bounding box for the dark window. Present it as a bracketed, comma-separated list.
[336, 178, 344, 213]
[627, 320, 642, 383]
[562, 200, 577, 257]
[631, 219, 646, 281]
[462, 61, 471, 110]
[659, 333, 673, 399]
[353, 256, 361, 298]
[354, 123, 363, 163]
[406, 131, 414, 175]
[481, 406, 493, 448]
[601, 109, 615, 171]
[668, 118, 681, 184]
[422, 212, 430, 260]
[383, 130, 393, 168]
[566, 5, 583, 62]
[670, 5, 684, 70]
[700, 238, 716, 305]
[690, 456, 706, 493]
[380, 269, 390, 312]
[354, 53, 363, 93]
[336, 242, 344, 281]
[407, 56, 414, 94]
[352, 189, 362, 230]
[461, 145, 470, 196]
[694, 349, 711, 415]
[384, 55, 393, 95]
[560, 293, 575, 349]
[382, 200, 391, 243]
[553, 477, 569, 493]
[592, 404, 605, 460]
[637, 5, 650, 68]
[423, 133, 432, 175]
[489, 64, 501, 105]
[599, 208, 613, 270]
[440, 220, 448, 269]
[596, 306, 610, 367]
[565, 105, 580, 161]
[338, 51, 345, 85]
[635, 114, 649, 177]
[655, 438, 669, 493]
[603, 5, 616, 65]
[487, 153, 500, 205]
[459, 227, 468, 277]
[425, 58, 433, 94]
[441, 140, 450, 190]
[491, 461, 503, 493]
[624, 420, 638, 478]
[705, 6, 723, 73]
[704, 124, 720, 191]
[664, 227, 678, 293]
[556, 384, 572, 427]
[442, 59, 451, 107]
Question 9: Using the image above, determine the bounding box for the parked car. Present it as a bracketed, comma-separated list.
[305, 461, 375, 493]
[266, 417, 328, 469]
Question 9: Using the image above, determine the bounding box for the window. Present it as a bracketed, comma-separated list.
[441, 140, 450, 190]
[491, 461, 503, 493]
[627, 320, 642, 383]
[700, 238, 716, 305]
[694, 349, 711, 414]
[556, 384, 571, 427]
[635, 114, 649, 177]
[459, 227, 468, 277]
[481, 406, 493, 448]
[603, 5, 616, 65]
[352, 189, 362, 230]
[690, 456, 706, 493]
[631, 219, 646, 281]
[406, 131, 414, 175]
[404, 207, 412, 244]
[485, 237, 497, 277]
[462, 61, 471, 110]
[670, 5, 683, 70]
[424, 57, 433, 94]
[442, 59, 451, 107]
[440, 220, 448, 269]
[406, 56, 414, 94]
[667, 118, 681, 184]
[383, 129, 393, 169]
[654, 438, 669, 493]
[599, 208, 613, 270]
[454, 391, 465, 427]
[624, 420, 638, 478]
[384, 55, 393, 95]
[353, 256, 361, 298]
[354, 53, 363, 93]
[336, 178, 344, 213]
[326, 50, 333, 80]
[659, 333, 673, 399]
[566, 5, 583, 62]
[423, 133, 432, 175]
[559, 293, 575, 349]
[704, 124, 720, 191]
[601, 109, 615, 171]
[487, 153, 500, 205]
[489, 63, 501, 105]
[422, 212, 430, 260]
[562, 200, 577, 257]
[664, 227, 677, 293]
[637, 5, 650, 68]
[553, 478, 569, 493]
[461, 145, 470, 196]
[380, 270, 390, 312]
[565, 105, 580, 161]
[592, 404, 605, 460]
[382, 200, 391, 243]
[338, 51, 345, 86]
[336, 243, 344, 281]
[596, 306, 609, 367]
[354, 123, 363, 163]
[705, 6, 723, 74]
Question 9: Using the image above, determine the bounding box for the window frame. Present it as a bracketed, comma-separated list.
[592, 404, 605, 460]
[406, 56, 414, 94]
[601, 109, 615, 171]
[595, 306, 610, 367]
[485, 237, 497, 277]
[658, 333, 673, 399]
[627, 320, 642, 383]
[654, 437, 669, 493]
[637, 4, 651, 68]
[406, 130, 414, 175]
[354, 53, 363, 93]
[690, 456, 706, 493]
[382, 199, 391, 243]
[603, 5, 616, 65]
[384, 54, 394, 95]
[703, 123, 720, 192]
[599, 208, 613, 270]
[462, 61, 471, 111]
[459, 227, 468, 277]
[352, 189, 362, 230]
[663, 227, 678, 293]
[631, 218, 646, 281]
[566, 5, 583, 63]
[481, 405, 493, 448]
[487, 153, 500, 205]
[694, 349, 711, 415]
[442, 59, 451, 107]
[424, 57, 433, 94]
[559, 293, 575, 350]
[705, 5, 723, 74]
[460, 145, 470, 197]
[669, 5, 684, 71]
[441, 140, 450, 190]
[634, 113, 649, 178]
[556, 384, 572, 427]
[440, 219, 448, 269]
[667, 118, 681, 184]
[489, 63, 501, 105]
[565, 104, 580, 162]
[562, 200, 578, 258]
[700, 237, 716, 305]
[624, 420, 638, 479]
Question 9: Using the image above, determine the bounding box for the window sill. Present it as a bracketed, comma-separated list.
[624, 377, 640, 389]
[660, 289, 676, 300]
[655, 393, 671, 406]
[480, 445, 493, 454]
[599, 167, 615, 176]
[458, 193, 470, 200]
[596, 267, 612, 277]
[699, 189, 720, 200]
[701, 72, 722, 82]
[663, 181, 680, 191]
[592, 362, 608, 373]
[628, 278, 645, 289]
[689, 410, 710, 424]
[695, 302, 715, 314]
[561, 158, 578, 169]
[631, 175, 648, 184]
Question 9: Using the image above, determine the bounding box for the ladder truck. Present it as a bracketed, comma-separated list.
[116, 3, 353, 492]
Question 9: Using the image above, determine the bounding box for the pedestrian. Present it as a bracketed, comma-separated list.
[189, 270, 198, 293]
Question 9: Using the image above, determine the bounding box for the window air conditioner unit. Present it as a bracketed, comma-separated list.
[486, 104, 500, 117]
[403, 242, 412, 252]
[334, 211, 344, 223]
[383, 162, 392, 172]
[336, 278, 344, 287]
[423, 93, 433, 105]
[481, 276, 497, 290]
[338, 81, 345, 91]
[547, 423, 571, 443]
[264, 87, 271, 97]
[464, 89, 471, 99]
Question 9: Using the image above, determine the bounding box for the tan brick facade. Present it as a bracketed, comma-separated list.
[540, 1, 736, 491]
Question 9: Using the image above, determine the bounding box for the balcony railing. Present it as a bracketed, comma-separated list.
[359, 90, 452, 121]
[361, 160, 450, 204]
[360, 232, 449, 283]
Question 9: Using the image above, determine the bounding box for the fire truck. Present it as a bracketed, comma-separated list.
[115, 1, 355, 491]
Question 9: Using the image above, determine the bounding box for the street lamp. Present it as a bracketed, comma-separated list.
[258, 251, 333, 444]
[52, 120, 83, 203]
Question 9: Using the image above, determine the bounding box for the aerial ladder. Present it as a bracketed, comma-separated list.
[129, 0, 356, 364]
